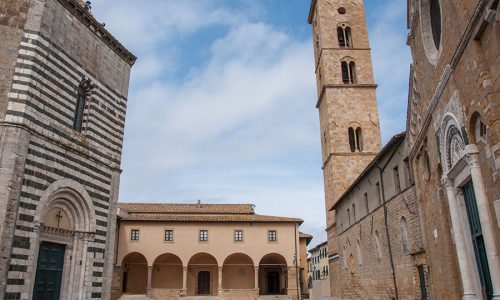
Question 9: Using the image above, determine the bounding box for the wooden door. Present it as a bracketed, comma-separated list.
[463, 181, 493, 299]
[34, 242, 65, 300]
[197, 271, 211, 295]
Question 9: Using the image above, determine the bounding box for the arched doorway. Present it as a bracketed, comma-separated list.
[187, 253, 218, 296]
[222, 253, 255, 289]
[152, 253, 183, 289]
[31, 180, 96, 300]
[122, 252, 148, 294]
[259, 253, 288, 295]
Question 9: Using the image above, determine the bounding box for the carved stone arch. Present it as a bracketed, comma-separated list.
[440, 113, 466, 173]
[35, 179, 96, 233]
[340, 56, 356, 63]
[466, 106, 488, 145]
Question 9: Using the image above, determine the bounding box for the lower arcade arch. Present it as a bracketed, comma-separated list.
[152, 253, 183, 289]
[121, 252, 148, 294]
[222, 253, 255, 289]
[258, 253, 288, 295]
[187, 253, 219, 296]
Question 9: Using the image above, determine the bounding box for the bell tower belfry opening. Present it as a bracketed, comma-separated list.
[308, 0, 382, 250]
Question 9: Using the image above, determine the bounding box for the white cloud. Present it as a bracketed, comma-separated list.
[90, 0, 411, 246]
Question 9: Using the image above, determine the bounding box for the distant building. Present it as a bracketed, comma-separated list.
[307, 241, 331, 300]
[299, 232, 314, 299]
[111, 202, 310, 300]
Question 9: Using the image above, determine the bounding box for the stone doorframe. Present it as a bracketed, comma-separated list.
[29, 180, 96, 300]
[440, 114, 500, 300]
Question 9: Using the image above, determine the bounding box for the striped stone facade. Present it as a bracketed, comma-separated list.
[0, 0, 135, 299]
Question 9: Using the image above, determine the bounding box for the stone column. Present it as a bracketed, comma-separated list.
[254, 266, 259, 290]
[182, 266, 188, 295]
[218, 266, 223, 294]
[442, 176, 478, 300]
[147, 266, 153, 290]
[465, 145, 500, 299]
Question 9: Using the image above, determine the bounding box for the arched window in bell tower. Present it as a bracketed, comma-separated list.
[341, 60, 356, 84]
[348, 127, 363, 152]
[337, 25, 352, 48]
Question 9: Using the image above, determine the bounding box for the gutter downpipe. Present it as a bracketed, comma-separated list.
[375, 143, 401, 300]
[294, 223, 300, 300]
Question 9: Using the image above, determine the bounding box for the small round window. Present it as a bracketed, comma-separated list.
[420, 0, 442, 64]
[338, 7, 346, 14]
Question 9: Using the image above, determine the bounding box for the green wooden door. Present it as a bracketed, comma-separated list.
[462, 181, 493, 299]
[33, 242, 65, 300]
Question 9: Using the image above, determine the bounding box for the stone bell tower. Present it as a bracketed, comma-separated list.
[308, 0, 382, 230]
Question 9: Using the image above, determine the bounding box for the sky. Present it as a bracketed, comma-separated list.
[91, 0, 412, 246]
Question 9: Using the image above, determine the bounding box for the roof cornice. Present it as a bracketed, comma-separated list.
[56, 0, 136, 65]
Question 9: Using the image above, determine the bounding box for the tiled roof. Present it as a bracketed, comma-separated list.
[299, 232, 313, 245]
[330, 132, 407, 211]
[118, 203, 256, 215]
[119, 213, 303, 224]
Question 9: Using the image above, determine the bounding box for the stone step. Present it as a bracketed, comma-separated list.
[118, 294, 152, 300]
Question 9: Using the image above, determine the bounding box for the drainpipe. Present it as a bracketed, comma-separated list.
[375, 144, 401, 300]
[294, 223, 300, 300]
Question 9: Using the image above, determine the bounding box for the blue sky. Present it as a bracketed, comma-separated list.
[92, 0, 411, 245]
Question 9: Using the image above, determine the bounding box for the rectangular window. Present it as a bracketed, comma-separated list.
[268, 230, 277, 242]
[164, 229, 173, 242]
[199, 230, 208, 242]
[404, 158, 413, 186]
[393, 166, 401, 193]
[376, 182, 381, 204]
[364, 192, 369, 214]
[234, 229, 243, 242]
[130, 229, 139, 241]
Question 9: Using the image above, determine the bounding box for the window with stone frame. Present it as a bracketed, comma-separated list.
[130, 229, 140, 241]
[73, 85, 86, 132]
[400, 217, 409, 255]
[374, 231, 382, 260]
[393, 165, 401, 193]
[403, 157, 413, 187]
[347, 208, 351, 226]
[376, 182, 381, 205]
[164, 229, 174, 242]
[199, 230, 208, 242]
[474, 116, 488, 143]
[337, 25, 352, 48]
[268, 230, 277, 242]
[348, 127, 363, 152]
[234, 229, 243, 242]
[341, 61, 356, 84]
[357, 239, 363, 265]
[364, 192, 369, 214]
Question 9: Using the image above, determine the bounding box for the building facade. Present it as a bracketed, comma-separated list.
[307, 0, 383, 297]
[299, 232, 313, 300]
[331, 133, 427, 299]
[407, 0, 500, 298]
[0, 0, 135, 299]
[112, 203, 309, 300]
[308, 0, 500, 299]
[307, 241, 331, 300]
[307, 0, 382, 230]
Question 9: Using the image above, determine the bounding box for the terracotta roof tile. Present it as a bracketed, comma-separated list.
[119, 213, 303, 224]
[118, 203, 255, 215]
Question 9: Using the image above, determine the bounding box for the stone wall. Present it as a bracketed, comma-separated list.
[0, 0, 134, 298]
[407, 0, 500, 298]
